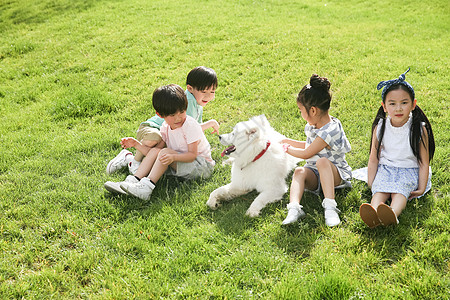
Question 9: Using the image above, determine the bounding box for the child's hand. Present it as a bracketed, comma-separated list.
[409, 189, 425, 200]
[202, 119, 220, 134]
[120, 137, 139, 149]
[159, 152, 175, 165]
[281, 138, 296, 145]
[210, 119, 220, 134]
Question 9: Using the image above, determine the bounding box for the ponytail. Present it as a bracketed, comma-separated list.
[410, 105, 435, 163]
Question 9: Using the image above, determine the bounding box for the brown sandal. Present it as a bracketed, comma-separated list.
[377, 203, 399, 226]
[359, 203, 381, 228]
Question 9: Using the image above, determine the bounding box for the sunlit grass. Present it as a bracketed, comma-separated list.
[0, 0, 449, 298]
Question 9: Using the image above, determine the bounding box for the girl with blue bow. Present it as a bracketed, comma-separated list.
[359, 68, 435, 228]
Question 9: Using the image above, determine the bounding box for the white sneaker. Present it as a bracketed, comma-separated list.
[106, 150, 133, 174]
[104, 175, 139, 195]
[128, 159, 141, 175]
[282, 202, 306, 225]
[120, 177, 155, 200]
[322, 198, 341, 227]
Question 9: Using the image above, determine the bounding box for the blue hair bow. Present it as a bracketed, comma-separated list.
[377, 68, 415, 100]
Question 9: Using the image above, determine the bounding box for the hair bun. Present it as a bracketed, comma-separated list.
[310, 74, 331, 91]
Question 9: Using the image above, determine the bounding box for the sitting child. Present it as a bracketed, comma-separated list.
[359, 68, 434, 227]
[281, 74, 352, 227]
[104, 84, 215, 200]
[106, 66, 219, 175]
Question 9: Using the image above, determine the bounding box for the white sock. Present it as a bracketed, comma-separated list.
[322, 198, 340, 227]
[322, 198, 338, 208]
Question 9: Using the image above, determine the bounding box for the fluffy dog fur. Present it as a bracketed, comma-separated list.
[207, 115, 299, 217]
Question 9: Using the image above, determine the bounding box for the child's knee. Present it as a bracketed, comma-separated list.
[157, 148, 172, 157]
[316, 157, 331, 168]
[149, 147, 163, 156]
[141, 140, 158, 148]
[293, 167, 308, 179]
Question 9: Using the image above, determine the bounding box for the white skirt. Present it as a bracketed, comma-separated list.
[371, 164, 431, 199]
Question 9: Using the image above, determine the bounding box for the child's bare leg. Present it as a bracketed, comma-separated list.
[289, 167, 318, 204]
[370, 192, 390, 210]
[316, 157, 342, 199]
[135, 140, 159, 162]
[376, 193, 403, 226]
[148, 148, 177, 184]
[134, 147, 162, 179]
[390, 193, 407, 217]
[316, 157, 343, 227]
[282, 167, 317, 225]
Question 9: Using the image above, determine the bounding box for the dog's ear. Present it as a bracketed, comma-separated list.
[251, 114, 269, 128]
[247, 127, 259, 141]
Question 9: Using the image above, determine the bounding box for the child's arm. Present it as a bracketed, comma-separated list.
[409, 127, 430, 199]
[284, 137, 327, 159]
[200, 119, 219, 134]
[367, 127, 379, 188]
[159, 141, 199, 166]
[281, 138, 306, 149]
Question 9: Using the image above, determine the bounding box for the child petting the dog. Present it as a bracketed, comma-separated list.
[359, 68, 434, 228]
[104, 84, 215, 200]
[281, 74, 352, 227]
[105, 66, 219, 175]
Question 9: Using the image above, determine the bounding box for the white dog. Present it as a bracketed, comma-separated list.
[206, 115, 299, 217]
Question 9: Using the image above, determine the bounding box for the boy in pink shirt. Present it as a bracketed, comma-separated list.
[104, 84, 215, 200]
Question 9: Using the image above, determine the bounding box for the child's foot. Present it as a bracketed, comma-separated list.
[104, 175, 139, 195]
[359, 203, 381, 228]
[120, 177, 155, 200]
[322, 198, 341, 227]
[128, 159, 141, 175]
[106, 149, 133, 174]
[282, 202, 306, 225]
[377, 203, 399, 226]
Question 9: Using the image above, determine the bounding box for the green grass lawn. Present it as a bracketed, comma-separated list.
[1, 0, 449, 298]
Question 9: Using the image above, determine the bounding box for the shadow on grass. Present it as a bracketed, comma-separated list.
[271, 188, 354, 258]
[104, 165, 433, 267]
[337, 178, 439, 267]
[206, 191, 261, 236]
[355, 192, 434, 265]
[269, 182, 434, 264]
[103, 173, 199, 222]
[203, 186, 356, 259]
[1, 0, 100, 33]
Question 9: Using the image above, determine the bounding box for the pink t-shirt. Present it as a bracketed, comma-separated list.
[160, 116, 215, 165]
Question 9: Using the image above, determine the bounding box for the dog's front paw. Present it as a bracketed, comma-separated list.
[206, 196, 221, 210]
[245, 207, 260, 218]
[222, 158, 234, 166]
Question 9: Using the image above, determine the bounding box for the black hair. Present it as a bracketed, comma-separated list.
[297, 74, 332, 113]
[152, 84, 187, 117]
[370, 84, 435, 164]
[186, 66, 218, 91]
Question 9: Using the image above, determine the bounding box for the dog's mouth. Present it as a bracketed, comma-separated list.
[221, 145, 236, 157]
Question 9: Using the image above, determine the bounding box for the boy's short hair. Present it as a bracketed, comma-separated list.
[152, 84, 188, 117]
[186, 66, 218, 91]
